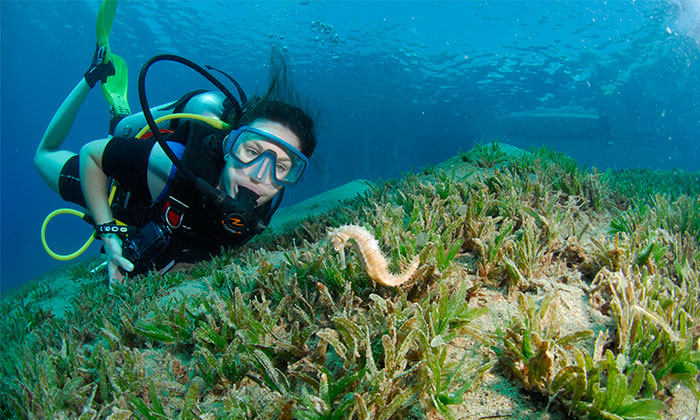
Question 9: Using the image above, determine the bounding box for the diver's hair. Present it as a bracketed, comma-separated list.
[233, 48, 317, 158]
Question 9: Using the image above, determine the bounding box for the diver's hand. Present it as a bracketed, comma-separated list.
[84, 45, 115, 88]
[101, 233, 134, 287]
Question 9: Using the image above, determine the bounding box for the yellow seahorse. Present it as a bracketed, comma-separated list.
[328, 225, 419, 287]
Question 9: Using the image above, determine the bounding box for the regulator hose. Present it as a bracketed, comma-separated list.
[137, 54, 244, 222]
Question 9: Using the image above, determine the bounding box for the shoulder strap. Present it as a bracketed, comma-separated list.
[160, 89, 209, 130]
[161, 89, 208, 112]
[176, 121, 226, 186]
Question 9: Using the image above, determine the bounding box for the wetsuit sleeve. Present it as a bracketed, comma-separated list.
[101, 137, 157, 200]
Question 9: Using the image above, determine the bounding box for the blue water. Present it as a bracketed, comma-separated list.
[2, 0, 699, 293]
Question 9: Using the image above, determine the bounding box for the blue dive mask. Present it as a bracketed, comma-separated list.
[223, 126, 308, 186]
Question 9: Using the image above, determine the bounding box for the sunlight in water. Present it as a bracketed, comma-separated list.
[669, 0, 700, 44]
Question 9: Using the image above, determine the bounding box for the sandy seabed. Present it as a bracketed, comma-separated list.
[2, 143, 699, 419]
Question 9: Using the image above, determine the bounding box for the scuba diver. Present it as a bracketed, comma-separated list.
[34, 0, 316, 287]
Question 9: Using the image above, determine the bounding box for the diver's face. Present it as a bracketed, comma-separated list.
[220, 119, 303, 206]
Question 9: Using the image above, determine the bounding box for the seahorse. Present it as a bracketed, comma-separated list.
[327, 225, 419, 287]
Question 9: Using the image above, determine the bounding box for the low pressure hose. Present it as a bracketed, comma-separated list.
[41, 209, 96, 261]
[134, 113, 229, 138]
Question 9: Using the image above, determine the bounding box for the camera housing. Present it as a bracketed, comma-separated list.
[121, 221, 170, 274]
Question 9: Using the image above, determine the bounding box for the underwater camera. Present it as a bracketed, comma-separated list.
[121, 221, 170, 274]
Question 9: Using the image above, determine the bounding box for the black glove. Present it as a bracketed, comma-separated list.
[84, 45, 115, 88]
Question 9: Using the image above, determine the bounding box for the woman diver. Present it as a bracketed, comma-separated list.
[34, 2, 316, 287]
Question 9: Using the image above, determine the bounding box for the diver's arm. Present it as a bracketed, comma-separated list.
[80, 140, 116, 223]
[80, 139, 134, 281]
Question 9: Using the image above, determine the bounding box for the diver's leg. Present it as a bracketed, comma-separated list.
[34, 79, 91, 194]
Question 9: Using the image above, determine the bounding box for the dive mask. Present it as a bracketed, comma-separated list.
[223, 126, 308, 186]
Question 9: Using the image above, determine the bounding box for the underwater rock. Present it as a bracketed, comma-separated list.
[268, 179, 373, 234]
[500, 106, 609, 140]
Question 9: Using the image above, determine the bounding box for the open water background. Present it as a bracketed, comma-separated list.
[2, 0, 699, 293]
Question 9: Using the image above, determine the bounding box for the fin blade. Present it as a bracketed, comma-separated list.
[96, 0, 118, 60]
[101, 54, 131, 118]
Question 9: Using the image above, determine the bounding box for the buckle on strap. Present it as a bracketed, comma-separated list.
[162, 196, 189, 229]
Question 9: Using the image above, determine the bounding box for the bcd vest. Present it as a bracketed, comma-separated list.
[111, 119, 283, 268]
